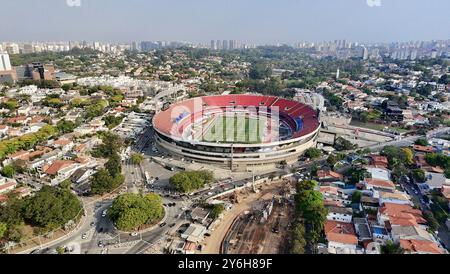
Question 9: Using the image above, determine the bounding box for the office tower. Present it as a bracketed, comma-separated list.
[210, 40, 216, 50]
[222, 40, 228, 50]
[336, 68, 340, 80]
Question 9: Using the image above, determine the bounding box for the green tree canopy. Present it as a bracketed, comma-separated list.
[22, 186, 82, 232]
[170, 170, 214, 193]
[1, 165, 16, 178]
[305, 148, 322, 160]
[108, 193, 164, 231]
[130, 153, 144, 165]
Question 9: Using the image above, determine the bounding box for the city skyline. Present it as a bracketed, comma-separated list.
[1, 0, 449, 44]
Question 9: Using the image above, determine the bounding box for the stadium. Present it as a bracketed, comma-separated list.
[153, 95, 321, 171]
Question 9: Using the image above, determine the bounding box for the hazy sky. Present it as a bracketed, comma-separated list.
[1, 0, 450, 43]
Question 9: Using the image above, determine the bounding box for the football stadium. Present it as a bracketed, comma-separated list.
[153, 95, 321, 171]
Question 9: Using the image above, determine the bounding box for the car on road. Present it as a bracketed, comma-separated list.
[81, 233, 87, 239]
[159, 222, 167, 227]
[102, 210, 108, 217]
[169, 223, 176, 228]
[98, 241, 104, 247]
[90, 222, 95, 227]
[130, 232, 139, 236]
[204, 233, 211, 237]
[30, 249, 41, 254]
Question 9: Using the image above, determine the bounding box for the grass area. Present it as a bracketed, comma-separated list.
[203, 115, 263, 144]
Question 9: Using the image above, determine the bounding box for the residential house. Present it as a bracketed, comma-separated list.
[326, 206, 353, 223]
[324, 220, 359, 254]
[363, 178, 396, 193]
[400, 239, 445, 254]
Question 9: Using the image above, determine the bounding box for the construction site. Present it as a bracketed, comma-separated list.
[218, 180, 295, 254]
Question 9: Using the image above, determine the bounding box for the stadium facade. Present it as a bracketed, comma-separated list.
[153, 95, 321, 171]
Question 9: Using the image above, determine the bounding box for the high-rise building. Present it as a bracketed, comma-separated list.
[5, 44, 20, 55]
[0, 52, 17, 83]
[131, 41, 140, 52]
[210, 40, 216, 50]
[216, 40, 221, 50]
[229, 40, 235, 50]
[22, 44, 34, 54]
[362, 46, 369, 60]
[0, 52, 12, 71]
[222, 40, 228, 50]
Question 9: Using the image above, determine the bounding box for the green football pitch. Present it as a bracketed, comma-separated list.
[201, 115, 265, 143]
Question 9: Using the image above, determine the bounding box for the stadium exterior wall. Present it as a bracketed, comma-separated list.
[154, 126, 320, 172]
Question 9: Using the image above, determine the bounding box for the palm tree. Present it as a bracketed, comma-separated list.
[380, 240, 403, 254]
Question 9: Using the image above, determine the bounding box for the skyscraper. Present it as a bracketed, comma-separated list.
[362, 47, 369, 60]
[0, 52, 12, 71]
[216, 40, 221, 50]
[222, 40, 228, 50]
[229, 40, 235, 50]
[210, 40, 216, 50]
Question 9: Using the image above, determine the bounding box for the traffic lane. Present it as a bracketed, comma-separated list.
[125, 199, 182, 254]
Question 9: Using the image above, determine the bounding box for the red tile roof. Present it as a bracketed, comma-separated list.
[324, 220, 358, 245]
[364, 178, 395, 189]
[400, 239, 444, 254]
[44, 160, 75, 175]
[379, 203, 426, 226]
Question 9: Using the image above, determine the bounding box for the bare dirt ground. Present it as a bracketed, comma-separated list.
[200, 180, 293, 254]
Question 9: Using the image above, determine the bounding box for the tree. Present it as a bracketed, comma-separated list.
[0, 222, 7, 239]
[305, 148, 322, 160]
[415, 138, 429, 146]
[400, 147, 414, 166]
[346, 167, 369, 184]
[327, 153, 346, 166]
[56, 119, 76, 134]
[334, 137, 357, 151]
[56, 246, 66, 254]
[291, 222, 307, 254]
[59, 179, 72, 190]
[105, 152, 122, 177]
[381, 240, 403, 254]
[425, 153, 450, 169]
[412, 169, 426, 182]
[1, 165, 16, 178]
[209, 204, 225, 220]
[170, 170, 214, 193]
[90, 169, 124, 195]
[131, 153, 144, 165]
[108, 193, 164, 231]
[23, 186, 82, 232]
[352, 191, 362, 203]
[423, 211, 440, 231]
[103, 115, 124, 130]
[295, 180, 327, 245]
[91, 132, 123, 158]
[249, 63, 271, 80]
